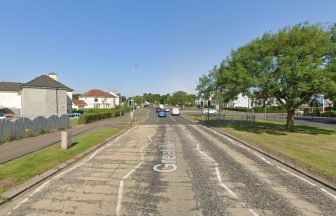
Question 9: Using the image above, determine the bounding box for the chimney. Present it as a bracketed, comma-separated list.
[48, 72, 58, 81]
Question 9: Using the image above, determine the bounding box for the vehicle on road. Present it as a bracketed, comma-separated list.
[202, 109, 218, 114]
[165, 108, 170, 112]
[295, 109, 304, 115]
[156, 107, 161, 113]
[171, 108, 180, 116]
[158, 110, 166, 117]
[159, 104, 164, 109]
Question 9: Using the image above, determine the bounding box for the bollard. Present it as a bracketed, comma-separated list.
[61, 131, 72, 150]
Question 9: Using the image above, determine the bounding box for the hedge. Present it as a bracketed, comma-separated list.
[78, 109, 124, 124]
[224, 106, 287, 113]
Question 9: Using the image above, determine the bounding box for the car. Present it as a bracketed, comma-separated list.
[0, 113, 5, 120]
[295, 109, 304, 115]
[67, 113, 81, 119]
[165, 108, 170, 112]
[171, 108, 180, 116]
[158, 110, 166, 117]
[202, 109, 218, 114]
[156, 107, 161, 113]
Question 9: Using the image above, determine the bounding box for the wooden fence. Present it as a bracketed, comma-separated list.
[0, 115, 69, 144]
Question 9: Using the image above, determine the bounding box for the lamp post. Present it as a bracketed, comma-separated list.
[130, 64, 138, 124]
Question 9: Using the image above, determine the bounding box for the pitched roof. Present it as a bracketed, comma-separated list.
[72, 99, 87, 106]
[0, 82, 22, 91]
[22, 75, 73, 91]
[80, 89, 116, 98]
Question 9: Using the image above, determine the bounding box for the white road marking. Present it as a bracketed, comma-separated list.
[320, 188, 336, 200]
[12, 198, 28, 210]
[249, 209, 259, 216]
[115, 135, 154, 216]
[8, 127, 135, 214]
[182, 126, 259, 216]
[277, 166, 316, 187]
[253, 152, 273, 165]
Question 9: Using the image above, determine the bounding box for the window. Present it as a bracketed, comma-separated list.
[94, 98, 98, 102]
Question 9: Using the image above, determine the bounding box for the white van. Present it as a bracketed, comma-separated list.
[171, 108, 180, 116]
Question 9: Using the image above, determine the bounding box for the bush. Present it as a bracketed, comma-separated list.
[321, 110, 336, 117]
[78, 109, 125, 124]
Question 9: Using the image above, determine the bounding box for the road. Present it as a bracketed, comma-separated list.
[1, 108, 336, 215]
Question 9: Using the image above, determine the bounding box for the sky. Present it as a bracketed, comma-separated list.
[0, 0, 336, 97]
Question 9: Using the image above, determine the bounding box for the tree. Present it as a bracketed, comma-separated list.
[170, 91, 194, 106]
[72, 93, 81, 100]
[216, 23, 336, 131]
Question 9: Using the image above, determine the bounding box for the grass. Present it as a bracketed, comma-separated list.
[70, 118, 80, 126]
[184, 114, 336, 182]
[0, 127, 120, 194]
[202, 119, 336, 183]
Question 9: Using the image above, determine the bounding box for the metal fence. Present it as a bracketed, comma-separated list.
[0, 114, 69, 144]
[202, 114, 256, 123]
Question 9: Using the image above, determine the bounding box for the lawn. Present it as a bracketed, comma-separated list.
[206, 120, 336, 183]
[0, 127, 120, 194]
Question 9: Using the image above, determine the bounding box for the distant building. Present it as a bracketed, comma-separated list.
[110, 91, 121, 107]
[72, 99, 88, 110]
[0, 73, 73, 119]
[79, 89, 117, 109]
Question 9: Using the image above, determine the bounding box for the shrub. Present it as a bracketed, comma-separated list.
[78, 109, 125, 124]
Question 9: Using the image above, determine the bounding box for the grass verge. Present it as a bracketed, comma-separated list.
[70, 118, 80, 126]
[0, 127, 120, 194]
[185, 114, 336, 183]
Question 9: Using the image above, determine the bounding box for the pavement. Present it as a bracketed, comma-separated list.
[0, 108, 336, 215]
[0, 109, 147, 164]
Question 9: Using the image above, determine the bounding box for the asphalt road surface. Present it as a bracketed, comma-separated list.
[1, 108, 336, 215]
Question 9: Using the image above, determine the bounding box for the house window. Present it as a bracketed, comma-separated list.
[94, 98, 98, 102]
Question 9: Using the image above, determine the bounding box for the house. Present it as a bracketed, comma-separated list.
[79, 89, 117, 109]
[110, 91, 121, 107]
[227, 93, 252, 108]
[0, 73, 73, 119]
[72, 99, 88, 110]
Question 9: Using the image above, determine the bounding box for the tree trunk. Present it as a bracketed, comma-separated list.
[286, 109, 295, 132]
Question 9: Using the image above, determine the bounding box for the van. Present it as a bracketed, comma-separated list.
[171, 108, 180, 116]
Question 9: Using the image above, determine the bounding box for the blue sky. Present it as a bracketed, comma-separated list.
[0, 0, 335, 97]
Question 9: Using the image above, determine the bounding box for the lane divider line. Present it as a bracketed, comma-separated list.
[277, 166, 316, 187]
[115, 134, 154, 216]
[181, 125, 259, 216]
[320, 188, 336, 200]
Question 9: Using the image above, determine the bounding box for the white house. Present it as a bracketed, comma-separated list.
[0, 73, 73, 119]
[72, 100, 88, 110]
[109, 91, 121, 107]
[227, 93, 252, 108]
[79, 89, 117, 109]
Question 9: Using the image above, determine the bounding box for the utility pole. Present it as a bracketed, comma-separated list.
[130, 64, 138, 124]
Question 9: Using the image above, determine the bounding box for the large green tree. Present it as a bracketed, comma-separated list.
[216, 23, 336, 131]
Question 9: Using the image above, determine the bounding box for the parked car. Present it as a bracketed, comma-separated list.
[158, 110, 166, 117]
[0, 113, 5, 120]
[202, 109, 218, 114]
[156, 107, 161, 113]
[171, 108, 180, 116]
[165, 108, 170, 112]
[67, 113, 81, 119]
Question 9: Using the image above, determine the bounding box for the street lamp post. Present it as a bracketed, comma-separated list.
[130, 64, 138, 124]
